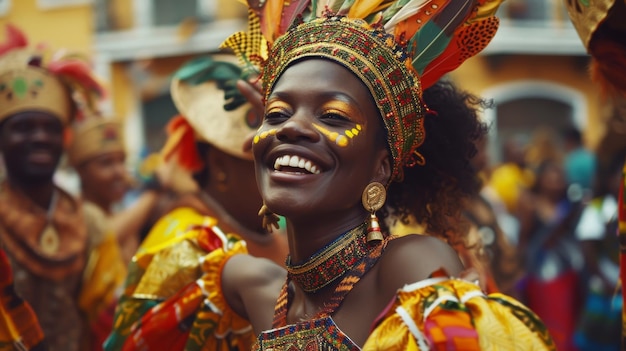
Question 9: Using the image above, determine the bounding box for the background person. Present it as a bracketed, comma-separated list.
[0, 24, 125, 351]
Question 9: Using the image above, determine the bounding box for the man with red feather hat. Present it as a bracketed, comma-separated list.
[0, 24, 126, 351]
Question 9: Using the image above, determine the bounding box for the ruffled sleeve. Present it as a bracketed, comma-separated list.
[104, 209, 254, 351]
[363, 277, 555, 351]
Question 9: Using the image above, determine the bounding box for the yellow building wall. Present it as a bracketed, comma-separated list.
[450, 55, 603, 149]
[107, 0, 247, 131]
[0, 0, 93, 54]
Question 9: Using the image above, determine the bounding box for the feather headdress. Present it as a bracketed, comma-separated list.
[0, 24, 106, 125]
[225, 0, 501, 90]
[222, 0, 502, 181]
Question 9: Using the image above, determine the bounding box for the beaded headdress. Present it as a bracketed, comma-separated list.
[67, 117, 125, 166]
[223, 0, 502, 181]
[0, 25, 105, 126]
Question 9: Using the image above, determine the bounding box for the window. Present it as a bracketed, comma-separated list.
[142, 93, 178, 153]
[95, 0, 216, 32]
[0, 0, 10, 16]
[496, 0, 571, 26]
[483, 81, 587, 164]
[153, 0, 200, 26]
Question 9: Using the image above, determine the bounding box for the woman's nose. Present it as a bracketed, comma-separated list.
[275, 112, 320, 143]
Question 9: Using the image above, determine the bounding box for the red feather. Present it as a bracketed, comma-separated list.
[47, 59, 106, 98]
[0, 24, 28, 56]
[162, 115, 204, 172]
[279, 0, 311, 33]
[261, 0, 285, 43]
[421, 17, 499, 89]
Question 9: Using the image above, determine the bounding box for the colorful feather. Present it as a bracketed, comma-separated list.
[161, 115, 204, 172]
[409, 0, 475, 74]
[47, 58, 106, 98]
[280, 0, 312, 33]
[348, 0, 390, 19]
[420, 16, 499, 88]
[383, 0, 432, 32]
[46, 58, 107, 121]
[241, 0, 503, 92]
[0, 24, 28, 56]
[261, 0, 286, 43]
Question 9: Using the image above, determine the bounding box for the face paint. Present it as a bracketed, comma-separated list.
[312, 123, 362, 147]
[253, 128, 278, 144]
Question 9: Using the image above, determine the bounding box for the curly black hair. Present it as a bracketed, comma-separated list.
[380, 80, 491, 244]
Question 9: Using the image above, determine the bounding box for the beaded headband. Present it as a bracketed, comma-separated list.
[262, 16, 424, 181]
[0, 67, 72, 124]
[68, 118, 125, 166]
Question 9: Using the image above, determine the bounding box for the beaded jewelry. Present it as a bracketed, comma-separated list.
[285, 222, 370, 293]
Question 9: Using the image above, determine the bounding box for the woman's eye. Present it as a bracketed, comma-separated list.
[264, 111, 289, 124]
[320, 112, 350, 124]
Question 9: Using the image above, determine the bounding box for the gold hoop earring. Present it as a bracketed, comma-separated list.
[361, 182, 386, 242]
[258, 204, 280, 233]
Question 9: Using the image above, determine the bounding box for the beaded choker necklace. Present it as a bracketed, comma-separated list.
[285, 222, 370, 293]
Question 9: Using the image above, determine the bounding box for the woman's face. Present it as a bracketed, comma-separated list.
[78, 151, 129, 206]
[253, 59, 390, 220]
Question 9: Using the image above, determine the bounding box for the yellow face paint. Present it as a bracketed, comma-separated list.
[312, 123, 362, 147]
[253, 128, 277, 144]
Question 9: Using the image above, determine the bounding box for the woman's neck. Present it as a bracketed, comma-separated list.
[286, 209, 368, 263]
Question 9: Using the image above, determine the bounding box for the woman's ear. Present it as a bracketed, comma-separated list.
[373, 148, 392, 185]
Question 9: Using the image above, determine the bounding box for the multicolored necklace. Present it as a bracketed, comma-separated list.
[285, 222, 370, 293]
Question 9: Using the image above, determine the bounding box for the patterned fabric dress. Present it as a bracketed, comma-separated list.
[104, 207, 256, 351]
[106, 212, 555, 351]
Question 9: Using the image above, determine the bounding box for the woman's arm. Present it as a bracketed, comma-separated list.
[222, 254, 286, 334]
[110, 190, 159, 244]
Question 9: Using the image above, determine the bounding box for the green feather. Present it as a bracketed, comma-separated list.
[173, 57, 214, 81]
[174, 58, 242, 86]
[410, 20, 452, 75]
[381, 0, 412, 22]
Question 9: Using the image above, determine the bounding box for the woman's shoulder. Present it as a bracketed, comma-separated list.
[376, 234, 464, 292]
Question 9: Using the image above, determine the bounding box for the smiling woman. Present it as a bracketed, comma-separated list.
[104, 1, 556, 350]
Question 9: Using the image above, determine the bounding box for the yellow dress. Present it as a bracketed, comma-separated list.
[106, 208, 555, 351]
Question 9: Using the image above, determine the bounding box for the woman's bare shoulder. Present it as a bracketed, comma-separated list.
[377, 234, 464, 291]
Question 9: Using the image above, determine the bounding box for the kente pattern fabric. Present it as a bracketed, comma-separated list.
[0, 248, 46, 351]
[104, 207, 255, 351]
[363, 276, 555, 350]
